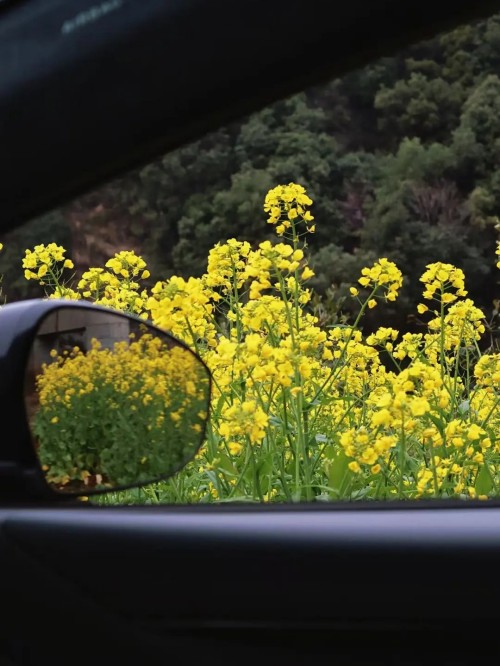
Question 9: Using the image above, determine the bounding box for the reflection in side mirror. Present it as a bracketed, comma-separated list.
[24, 307, 211, 495]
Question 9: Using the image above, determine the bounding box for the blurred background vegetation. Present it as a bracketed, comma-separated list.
[2, 12, 500, 334]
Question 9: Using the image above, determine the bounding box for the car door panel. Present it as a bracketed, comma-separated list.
[2, 505, 500, 664]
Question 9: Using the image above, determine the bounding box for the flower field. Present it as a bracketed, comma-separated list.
[11, 184, 500, 503]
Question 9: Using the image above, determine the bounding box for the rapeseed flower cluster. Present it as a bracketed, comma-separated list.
[264, 183, 315, 236]
[354, 257, 403, 306]
[23, 243, 74, 289]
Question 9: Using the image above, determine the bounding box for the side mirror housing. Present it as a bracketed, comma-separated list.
[0, 300, 211, 500]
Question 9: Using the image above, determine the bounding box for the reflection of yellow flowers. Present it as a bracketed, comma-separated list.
[34, 332, 210, 487]
[38, 334, 207, 409]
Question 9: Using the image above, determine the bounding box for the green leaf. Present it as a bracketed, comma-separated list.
[216, 453, 238, 476]
[323, 445, 337, 461]
[257, 455, 274, 478]
[475, 464, 494, 496]
[328, 450, 350, 495]
[427, 413, 445, 436]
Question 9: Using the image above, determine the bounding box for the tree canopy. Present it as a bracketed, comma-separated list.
[2, 11, 500, 333]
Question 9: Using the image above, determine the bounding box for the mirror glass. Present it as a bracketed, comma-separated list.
[24, 307, 211, 494]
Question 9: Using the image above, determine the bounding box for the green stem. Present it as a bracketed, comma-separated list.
[399, 420, 406, 499]
[250, 445, 264, 502]
[428, 437, 440, 499]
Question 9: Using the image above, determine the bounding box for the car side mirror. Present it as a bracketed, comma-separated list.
[0, 300, 211, 500]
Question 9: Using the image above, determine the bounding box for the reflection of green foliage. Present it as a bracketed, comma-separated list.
[32, 333, 209, 490]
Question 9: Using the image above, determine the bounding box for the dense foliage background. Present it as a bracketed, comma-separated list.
[3, 12, 500, 333]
